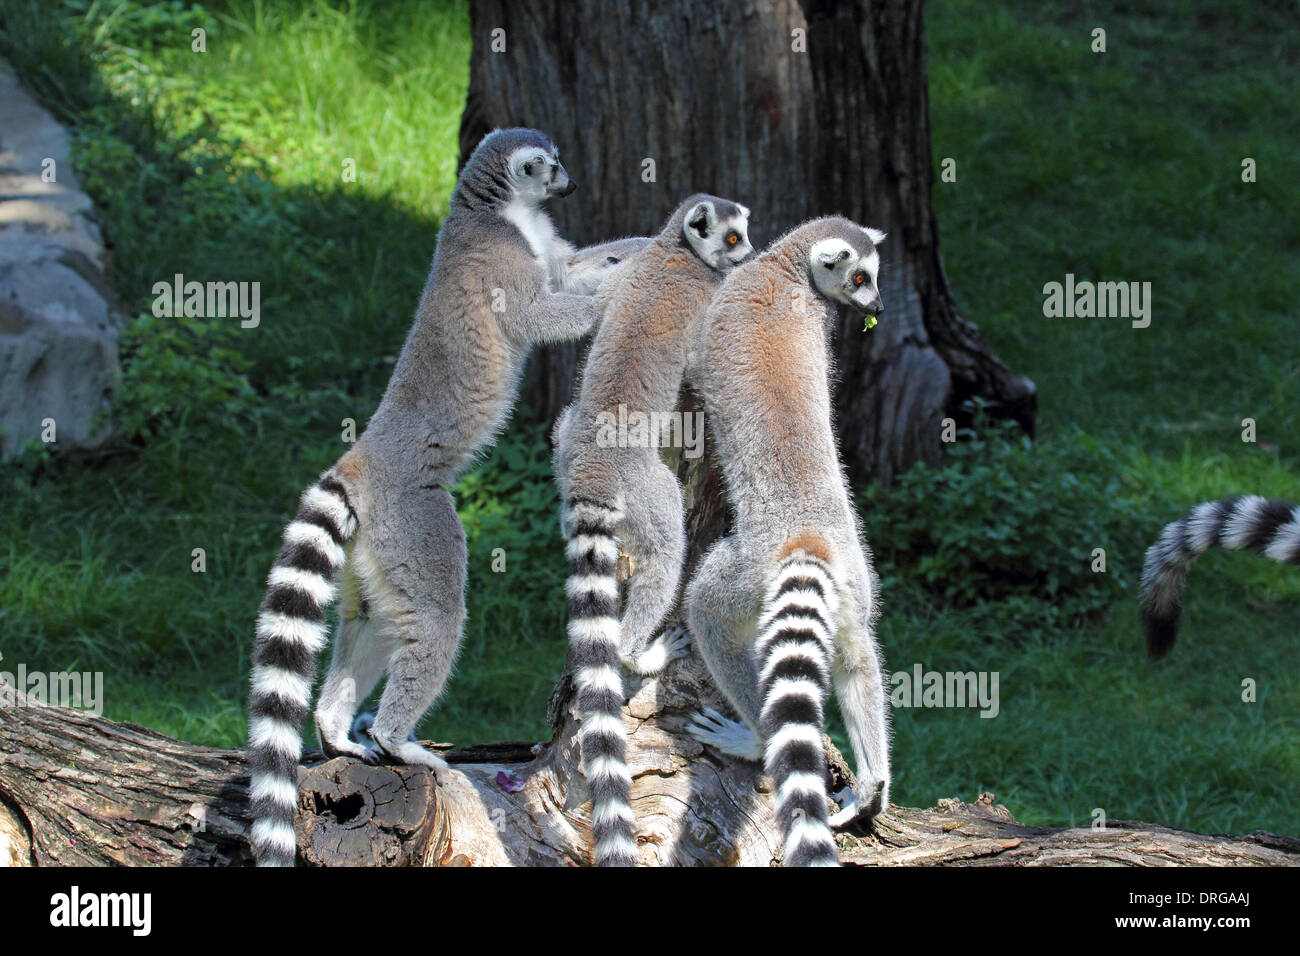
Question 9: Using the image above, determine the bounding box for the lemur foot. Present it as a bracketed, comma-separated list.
[321, 735, 382, 764]
[624, 625, 692, 676]
[830, 779, 888, 828]
[686, 706, 764, 761]
[349, 707, 419, 745]
[317, 709, 381, 763]
[829, 791, 861, 828]
[371, 737, 451, 784]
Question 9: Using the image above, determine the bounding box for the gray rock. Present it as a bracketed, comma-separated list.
[0, 58, 121, 460]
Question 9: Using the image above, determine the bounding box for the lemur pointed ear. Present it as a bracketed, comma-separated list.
[811, 238, 854, 269]
[865, 227, 887, 245]
[685, 201, 714, 239]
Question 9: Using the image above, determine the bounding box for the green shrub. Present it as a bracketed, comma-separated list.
[114, 312, 258, 441]
[860, 416, 1158, 634]
[456, 423, 567, 614]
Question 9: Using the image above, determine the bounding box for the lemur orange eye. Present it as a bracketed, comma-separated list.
[853, 271, 867, 286]
[727, 232, 739, 246]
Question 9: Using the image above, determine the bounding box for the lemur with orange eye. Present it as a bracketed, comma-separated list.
[553, 194, 754, 866]
[682, 217, 892, 867]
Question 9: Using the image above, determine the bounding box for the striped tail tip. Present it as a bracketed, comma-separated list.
[1139, 533, 1189, 661]
[247, 474, 357, 867]
[758, 552, 840, 867]
[564, 495, 636, 866]
[1142, 611, 1181, 661]
[249, 783, 299, 866]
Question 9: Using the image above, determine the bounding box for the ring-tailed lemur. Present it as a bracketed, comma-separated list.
[682, 217, 891, 867]
[1140, 495, 1300, 659]
[552, 195, 754, 866]
[247, 128, 646, 866]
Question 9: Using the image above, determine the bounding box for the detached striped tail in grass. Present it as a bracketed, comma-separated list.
[563, 495, 638, 866]
[247, 473, 358, 866]
[1141, 495, 1300, 660]
[757, 548, 841, 867]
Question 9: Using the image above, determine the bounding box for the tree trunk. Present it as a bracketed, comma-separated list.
[459, 0, 1036, 484]
[3, 680, 1296, 867]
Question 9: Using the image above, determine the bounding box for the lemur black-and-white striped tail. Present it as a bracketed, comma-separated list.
[564, 495, 637, 866]
[757, 547, 841, 867]
[1141, 495, 1300, 660]
[248, 473, 358, 866]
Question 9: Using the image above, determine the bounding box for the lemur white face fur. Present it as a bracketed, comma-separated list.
[507, 144, 575, 203]
[810, 228, 886, 314]
[684, 199, 754, 269]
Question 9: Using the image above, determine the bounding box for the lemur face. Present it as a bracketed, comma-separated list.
[683, 200, 754, 270]
[810, 229, 886, 315]
[507, 143, 575, 203]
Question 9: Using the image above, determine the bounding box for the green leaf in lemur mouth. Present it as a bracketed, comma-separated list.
[863, 315, 878, 331]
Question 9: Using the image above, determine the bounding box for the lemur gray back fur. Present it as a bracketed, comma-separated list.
[561, 194, 752, 462]
[690, 217, 879, 544]
[553, 194, 753, 866]
[682, 216, 892, 867]
[247, 128, 642, 866]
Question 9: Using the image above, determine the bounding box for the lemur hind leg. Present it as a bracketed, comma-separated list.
[617, 459, 690, 676]
[363, 485, 467, 781]
[552, 405, 577, 540]
[829, 565, 891, 826]
[683, 535, 767, 756]
[314, 555, 394, 762]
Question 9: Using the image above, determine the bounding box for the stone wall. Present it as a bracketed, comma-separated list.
[0, 58, 120, 460]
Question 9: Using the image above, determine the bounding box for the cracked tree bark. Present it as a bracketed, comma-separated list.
[459, 0, 1037, 484]
[2, 677, 1297, 867]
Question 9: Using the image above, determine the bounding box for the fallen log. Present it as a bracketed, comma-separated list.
[2, 670, 1297, 867]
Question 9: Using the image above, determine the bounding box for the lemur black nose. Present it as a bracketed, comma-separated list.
[557, 178, 577, 197]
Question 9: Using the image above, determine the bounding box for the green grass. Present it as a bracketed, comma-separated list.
[1, 0, 1296, 837]
[860, 0, 1300, 831]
